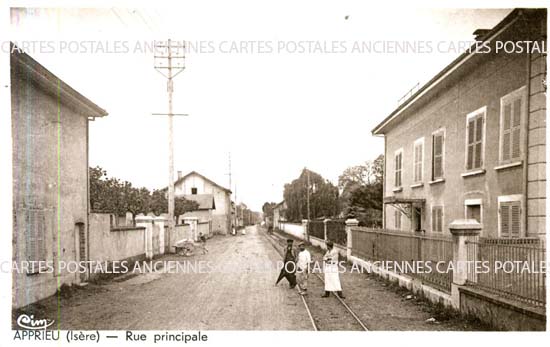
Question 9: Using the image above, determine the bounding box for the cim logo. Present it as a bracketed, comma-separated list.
[16, 314, 54, 330]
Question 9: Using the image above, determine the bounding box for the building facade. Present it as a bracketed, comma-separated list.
[273, 200, 287, 229]
[174, 171, 232, 235]
[11, 48, 108, 308]
[372, 9, 546, 239]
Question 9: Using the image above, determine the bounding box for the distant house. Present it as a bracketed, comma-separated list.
[372, 9, 546, 238]
[178, 194, 216, 236]
[11, 47, 108, 308]
[273, 201, 287, 229]
[174, 171, 232, 235]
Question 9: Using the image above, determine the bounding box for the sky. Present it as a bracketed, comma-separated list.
[6, 2, 514, 211]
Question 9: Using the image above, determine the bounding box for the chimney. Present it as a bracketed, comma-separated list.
[177, 170, 182, 179]
[473, 29, 491, 41]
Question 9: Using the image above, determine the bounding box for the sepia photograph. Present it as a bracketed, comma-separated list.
[0, 1, 548, 346]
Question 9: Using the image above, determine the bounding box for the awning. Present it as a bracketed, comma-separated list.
[383, 196, 426, 219]
[383, 196, 426, 204]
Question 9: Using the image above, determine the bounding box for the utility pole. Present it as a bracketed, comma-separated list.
[154, 39, 187, 247]
[306, 168, 311, 221]
[226, 152, 233, 233]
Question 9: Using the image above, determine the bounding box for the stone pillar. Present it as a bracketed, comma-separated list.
[345, 218, 359, 259]
[323, 218, 330, 244]
[154, 216, 167, 255]
[136, 215, 154, 260]
[527, 42, 547, 238]
[183, 217, 199, 242]
[449, 219, 481, 309]
[301, 219, 309, 243]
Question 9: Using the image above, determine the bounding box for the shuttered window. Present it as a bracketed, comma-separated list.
[394, 210, 401, 230]
[394, 151, 402, 187]
[431, 206, 443, 232]
[413, 139, 423, 183]
[466, 113, 484, 170]
[432, 132, 444, 179]
[24, 209, 47, 273]
[500, 200, 521, 238]
[500, 88, 525, 163]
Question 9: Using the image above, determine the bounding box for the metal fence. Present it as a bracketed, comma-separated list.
[308, 220, 325, 239]
[351, 227, 453, 293]
[466, 238, 546, 308]
[326, 220, 347, 246]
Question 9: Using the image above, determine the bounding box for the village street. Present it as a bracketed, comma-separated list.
[19, 225, 485, 331]
[23, 226, 310, 330]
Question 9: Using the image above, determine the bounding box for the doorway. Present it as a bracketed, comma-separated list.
[75, 222, 87, 283]
[413, 207, 423, 232]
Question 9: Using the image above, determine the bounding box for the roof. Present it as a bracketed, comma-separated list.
[184, 194, 216, 210]
[174, 171, 232, 193]
[372, 9, 533, 135]
[10, 43, 108, 119]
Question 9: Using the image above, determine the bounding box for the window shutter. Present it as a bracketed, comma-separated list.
[510, 202, 521, 238]
[414, 142, 423, 182]
[25, 209, 46, 273]
[438, 208, 443, 232]
[433, 134, 443, 179]
[511, 98, 522, 159]
[474, 117, 483, 168]
[414, 145, 418, 182]
[26, 211, 37, 263]
[502, 103, 512, 161]
[418, 143, 423, 181]
[500, 203, 510, 238]
[431, 206, 443, 232]
[432, 207, 437, 231]
[395, 154, 398, 186]
[467, 119, 475, 170]
[395, 152, 402, 187]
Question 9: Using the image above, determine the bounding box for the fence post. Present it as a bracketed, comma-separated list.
[154, 216, 167, 255]
[183, 217, 199, 242]
[323, 218, 330, 244]
[136, 215, 154, 260]
[449, 219, 481, 310]
[302, 219, 309, 242]
[345, 218, 359, 259]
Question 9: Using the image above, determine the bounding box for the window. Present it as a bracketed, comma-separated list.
[413, 138, 424, 183]
[465, 199, 482, 224]
[432, 130, 444, 180]
[394, 149, 403, 187]
[24, 209, 46, 274]
[394, 210, 401, 230]
[500, 86, 526, 163]
[465, 107, 486, 171]
[432, 206, 443, 232]
[191, 187, 198, 195]
[498, 195, 523, 238]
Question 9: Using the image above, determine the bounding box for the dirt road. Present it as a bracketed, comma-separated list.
[18, 225, 312, 330]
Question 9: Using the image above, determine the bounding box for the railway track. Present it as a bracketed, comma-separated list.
[264, 230, 369, 331]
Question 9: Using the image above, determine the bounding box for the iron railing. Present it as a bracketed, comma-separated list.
[308, 220, 325, 239]
[326, 220, 347, 246]
[351, 227, 453, 293]
[466, 238, 546, 308]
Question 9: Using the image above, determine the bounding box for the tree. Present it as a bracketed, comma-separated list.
[149, 188, 198, 218]
[338, 155, 384, 226]
[89, 166, 198, 223]
[283, 168, 339, 222]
